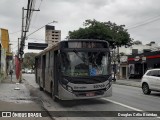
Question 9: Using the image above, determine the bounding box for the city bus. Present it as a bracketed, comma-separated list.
[35, 39, 112, 101]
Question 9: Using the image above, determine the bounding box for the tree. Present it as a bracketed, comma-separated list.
[133, 40, 142, 45]
[22, 52, 37, 70]
[67, 19, 133, 48]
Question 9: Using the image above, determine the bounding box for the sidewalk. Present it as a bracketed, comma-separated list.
[0, 75, 50, 119]
[113, 78, 141, 88]
[1, 74, 19, 83]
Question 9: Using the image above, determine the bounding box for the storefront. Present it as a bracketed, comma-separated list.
[119, 56, 128, 79]
[128, 51, 160, 79]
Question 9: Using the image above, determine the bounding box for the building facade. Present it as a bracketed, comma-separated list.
[0, 28, 12, 81]
[118, 42, 160, 79]
[128, 51, 160, 79]
[45, 25, 61, 46]
[119, 42, 159, 55]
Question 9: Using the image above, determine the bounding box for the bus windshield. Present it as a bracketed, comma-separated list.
[61, 51, 110, 77]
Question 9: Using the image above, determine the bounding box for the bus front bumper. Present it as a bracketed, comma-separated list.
[58, 85, 112, 100]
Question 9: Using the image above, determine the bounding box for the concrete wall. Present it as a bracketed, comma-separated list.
[0, 48, 7, 82]
[0, 28, 10, 82]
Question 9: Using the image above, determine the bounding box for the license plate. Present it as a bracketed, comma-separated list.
[86, 92, 95, 97]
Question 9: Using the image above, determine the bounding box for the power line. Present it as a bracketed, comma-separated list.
[9, 30, 21, 34]
[19, 0, 39, 56]
[38, 0, 43, 9]
[26, 21, 57, 38]
[30, 0, 43, 32]
[27, 37, 45, 41]
[127, 15, 160, 30]
[12, 44, 18, 50]
[27, 37, 58, 42]
[127, 14, 160, 28]
[10, 40, 18, 42]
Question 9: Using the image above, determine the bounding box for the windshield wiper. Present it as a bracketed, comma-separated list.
[73, 49, 88, 64]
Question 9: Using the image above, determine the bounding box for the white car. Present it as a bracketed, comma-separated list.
[26, 69, 32, 74]
[141, 69, 160, 95]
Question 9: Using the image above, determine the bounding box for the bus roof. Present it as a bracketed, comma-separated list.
[35, 39, 109, 57]
[35, 42, 59, 57]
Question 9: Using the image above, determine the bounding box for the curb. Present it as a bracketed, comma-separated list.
[113, 82, 141, 88]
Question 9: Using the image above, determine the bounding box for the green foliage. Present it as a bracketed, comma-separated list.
[22, 52, 37, 70]
[67, 19, 133, 48]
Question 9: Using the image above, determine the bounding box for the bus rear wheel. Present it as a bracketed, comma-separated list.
[39, 86, 43, 91]
[51, 86, 59, 102]
[53, 95, 59, 102]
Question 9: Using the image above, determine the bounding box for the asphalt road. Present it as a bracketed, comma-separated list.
[23, 74, 160, 120]
[111, 84, 160, 111]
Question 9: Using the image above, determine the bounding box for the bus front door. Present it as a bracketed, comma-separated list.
[42, 55, 46, 89]
[53, 51, 59, 98]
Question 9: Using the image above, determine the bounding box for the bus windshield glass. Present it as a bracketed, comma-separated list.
[61, 51, 110, 77]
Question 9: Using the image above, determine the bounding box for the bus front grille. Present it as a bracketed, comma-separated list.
[73, 89, 106, 97]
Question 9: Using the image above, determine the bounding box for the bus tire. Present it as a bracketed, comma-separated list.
[53, 96, 59, 102]
[51, 85, 59, 102]
[39, 86, 43, 91]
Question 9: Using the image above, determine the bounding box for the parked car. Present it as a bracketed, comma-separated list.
[22, 69, 25, 73]
[26, 69, 32, 74]
[141, 69, 160, 95]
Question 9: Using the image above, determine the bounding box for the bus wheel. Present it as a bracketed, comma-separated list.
[53, 96, 59, 102]
[39, 86, 43, 91]
[51, 86, 59, 102]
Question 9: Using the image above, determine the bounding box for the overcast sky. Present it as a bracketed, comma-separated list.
[1, 0, 160, 53]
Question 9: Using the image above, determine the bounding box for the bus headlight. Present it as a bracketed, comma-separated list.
[67, 86, 73, 92]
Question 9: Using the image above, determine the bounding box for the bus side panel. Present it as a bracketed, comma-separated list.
[39, 55, 43, 89]
[53, 51, 59, 96]
[38, 68, 42, 86]
[46, 50, 55, 93]
[35, 57, 38, 83]
[35, 56, 42, 87]
[49, 50, 55, 93]
[41, 55, 46, 89]
[45, 52, 51, 92]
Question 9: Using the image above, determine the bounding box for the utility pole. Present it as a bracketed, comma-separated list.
[18, 38, 19, 55]
[18, 7, 25, 83]
[17, 38, 22, 83]
[18, 5, 40, 83]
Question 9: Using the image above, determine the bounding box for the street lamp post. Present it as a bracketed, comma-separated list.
[26, 21, 58, 38]
[18, 21, 57, 83]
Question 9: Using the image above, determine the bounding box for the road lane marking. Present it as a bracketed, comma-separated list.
[102, 98, 143, 111]
[102, 98, 160, 119]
